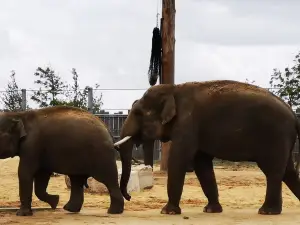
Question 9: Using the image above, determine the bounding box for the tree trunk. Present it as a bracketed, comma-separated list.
[160, 0, 176, 171]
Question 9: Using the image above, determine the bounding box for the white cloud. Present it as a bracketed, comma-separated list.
[0, 0, 299, 112]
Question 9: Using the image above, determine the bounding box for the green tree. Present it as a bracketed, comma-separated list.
[31, 66, 68, 107]
[71, 68, 81, 107]
[269, 52, 300, 108]
[1, 70, 23, 112]
[66, 68, 103, 113]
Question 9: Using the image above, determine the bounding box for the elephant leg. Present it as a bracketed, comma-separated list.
[93, 162, 124, 214]
[194, 152, 222, 213]
[63, 175, 85, 213]
[256, 154, 288, 215]
[34, 170, 59, 209]
[282, 154, 300, 200]
[104, 179, 124, 214]
[16, 159, 37, 216]
[161, 141, 197, 215]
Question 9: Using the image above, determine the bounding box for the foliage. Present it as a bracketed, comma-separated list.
[0, 70, 23, 112]
[1, 66, 103, 112]
[65, 68, 103, 113]
[31, 66, 68, 107]
[269, 52, 300, 108]
[90, 84, 103, 114]
[245, 78, 256, 84]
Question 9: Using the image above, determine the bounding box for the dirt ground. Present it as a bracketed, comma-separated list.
[1, 158, 300, 224]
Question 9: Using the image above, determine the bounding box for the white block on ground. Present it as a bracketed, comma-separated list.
[118, 169, 140, 193]
[135, 165, 154, 190]
[65, 163, 154, 194]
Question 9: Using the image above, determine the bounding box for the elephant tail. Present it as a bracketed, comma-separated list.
[295, 118, 300, 177]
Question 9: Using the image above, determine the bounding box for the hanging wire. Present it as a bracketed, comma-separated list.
[147, 0, 162, 86]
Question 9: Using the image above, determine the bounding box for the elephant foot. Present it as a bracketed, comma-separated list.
[63, 202, 82, 213]
[258, 204, 282, 215]
[48, 195, 59, 209]
[203, 202, 223, 213]
[16, 207, 33, 216]
[160, 203, 181, 215]
[107, 205, 124, 214]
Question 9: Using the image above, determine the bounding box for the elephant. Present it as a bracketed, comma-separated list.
[114, 80, 300, 216]
[0, 105, 126, 216]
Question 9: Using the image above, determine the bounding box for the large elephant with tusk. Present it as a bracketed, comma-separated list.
[114, 80, 300, 216]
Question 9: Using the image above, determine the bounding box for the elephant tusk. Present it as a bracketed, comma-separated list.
[114, 136, 131, 146]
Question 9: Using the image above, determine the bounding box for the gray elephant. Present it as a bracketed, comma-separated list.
[114, 80, 300, 216]
[0, 106, 126, 216]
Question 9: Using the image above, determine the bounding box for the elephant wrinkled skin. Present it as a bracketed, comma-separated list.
[0, 106, 125, 216]
[116, 80, 300, 216]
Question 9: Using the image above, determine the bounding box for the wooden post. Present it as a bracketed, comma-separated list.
[160, 0, 176, 171]
[87, 87, 93, 113]
[21, 89, 27, 111]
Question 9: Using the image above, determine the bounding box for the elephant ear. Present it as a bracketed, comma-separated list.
[161, 95, 176, 125]
[11, 119, 27, 138]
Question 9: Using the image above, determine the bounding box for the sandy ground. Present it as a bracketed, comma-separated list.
[1, 158, 300, 224]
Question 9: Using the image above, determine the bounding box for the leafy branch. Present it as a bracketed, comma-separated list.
[269, 52, 300, 108]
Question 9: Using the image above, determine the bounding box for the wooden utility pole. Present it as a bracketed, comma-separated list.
[160, 0, 176, 171]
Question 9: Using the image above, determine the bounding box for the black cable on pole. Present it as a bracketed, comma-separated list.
[159, 17, 163, 85]
[147, 9, 162, 86]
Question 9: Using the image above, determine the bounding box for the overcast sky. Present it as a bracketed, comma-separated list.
[0, 0, 300, 112]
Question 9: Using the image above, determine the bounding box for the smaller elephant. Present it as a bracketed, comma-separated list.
[0, 106, 126, 216]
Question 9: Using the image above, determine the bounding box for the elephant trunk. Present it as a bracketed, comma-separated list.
[143, 140, 154, 169]
[116, 111, 140, 201]
[118, 138, 134, 201]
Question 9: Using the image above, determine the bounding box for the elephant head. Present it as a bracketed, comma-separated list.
[115, 84, 176, 200]
[0, 115, 27, 159]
